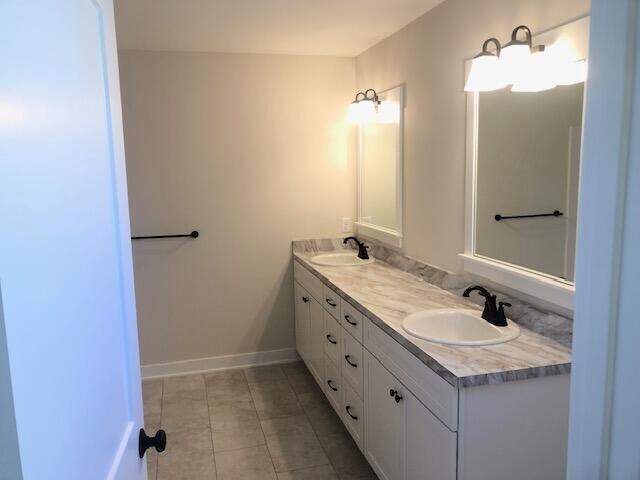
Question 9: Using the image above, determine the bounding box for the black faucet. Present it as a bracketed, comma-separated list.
[462, 285, 511, 327]
[343, 236, 370, 260]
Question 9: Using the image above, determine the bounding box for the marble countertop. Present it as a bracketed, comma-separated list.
[293, 250, 571, 388]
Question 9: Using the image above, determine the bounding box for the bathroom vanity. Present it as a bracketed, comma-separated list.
[292, 241, 571, 480]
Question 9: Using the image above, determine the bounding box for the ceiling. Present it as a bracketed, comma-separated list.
[114, 0, 445, 57]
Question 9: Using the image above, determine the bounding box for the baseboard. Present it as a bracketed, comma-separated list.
[141, 348, 300, 379]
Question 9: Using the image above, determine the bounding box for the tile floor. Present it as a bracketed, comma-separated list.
[143, 362, 378, 480]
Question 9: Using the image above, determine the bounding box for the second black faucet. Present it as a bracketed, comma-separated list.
[343, 236, 370, 260]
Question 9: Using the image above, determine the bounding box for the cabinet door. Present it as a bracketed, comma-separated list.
[294, 282, 311, 363]
[308, 297, 325, 386]
[406, 392, 457, 480]
[365, 352, 406, 480]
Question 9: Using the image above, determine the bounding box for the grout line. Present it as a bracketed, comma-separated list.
[202, 373, 218, 479]
[247, 366, 280, 477]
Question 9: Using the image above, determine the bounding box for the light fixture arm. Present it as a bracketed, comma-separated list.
[363, 88, 380, 104]
[508, 25, 532, 47]
[481, 37, 502, 56]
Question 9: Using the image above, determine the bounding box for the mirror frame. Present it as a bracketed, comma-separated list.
[460, 16, 590, 313]
[356, 85, 405, 248]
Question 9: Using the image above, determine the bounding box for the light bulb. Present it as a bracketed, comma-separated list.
[511, 47, 557, 92]
[465, 54, 507, 92]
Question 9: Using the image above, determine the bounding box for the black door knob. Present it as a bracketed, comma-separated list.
[139, 428, 167, 458]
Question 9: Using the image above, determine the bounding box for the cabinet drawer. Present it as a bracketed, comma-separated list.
[294, 260, 324, 302]
[322, 285, 341, 319]
[364, 318, 458, 431]
[342, 380, 364, 449]
[340, 301, 363, 343]
[342, 330, 364, 397]
[324, 355, 342, 415]
[324, 311, 341, 368]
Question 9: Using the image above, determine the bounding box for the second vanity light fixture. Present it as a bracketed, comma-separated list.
[465, 25, 587, 93]
[347, 88, 401, 124]
[347, 89, 380, 124]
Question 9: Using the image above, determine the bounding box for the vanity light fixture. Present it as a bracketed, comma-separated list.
[347, 89, 380, 124]
[499, 25, 533, 84]
[466, 24, 587, 93]
[464, 38, 506, 92]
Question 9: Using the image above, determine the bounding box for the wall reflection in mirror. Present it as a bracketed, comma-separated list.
[474, 82, 584, 283]
[356, 85, 403, 247]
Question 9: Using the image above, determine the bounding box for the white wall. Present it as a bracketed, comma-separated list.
[355, 0, 590, 273]
[119, 51, 356, 366]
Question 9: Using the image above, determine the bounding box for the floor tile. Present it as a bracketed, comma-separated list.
[276, 464, 339, 480]
[305, 402, 347, 437]
[288, 373, 322, 395]
[146, 450, 158, 480]
[210, 401, 259, 431]
[260, 414, 315, 437]
[215, 445, 277, 480]
[265, 429, 329, 472]
[163, 374, 205, 394]
[280, 361, 308, 379]
[206, 371, 252, 405]
[157, 428, 216, 480]
[210, 400, 265, 452]
[249, 381, 304, 420]
[205, 369, 246, 387]
[318, 432, 374, 480]
[145, 410, 161, 433]
[162, 389, 210, 433]
[143, 378, 163, 415]
[244, 365, 286, 384]
[297, 389, 329, 410]
[212, 425, 265, 453]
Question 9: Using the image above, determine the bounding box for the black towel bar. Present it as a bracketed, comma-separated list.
[131, 230, 199, 240]
[494, 211, 563, 221]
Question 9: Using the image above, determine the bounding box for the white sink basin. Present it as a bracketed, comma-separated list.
[309, 252, 375, 267]
[402, 309, 520, 346]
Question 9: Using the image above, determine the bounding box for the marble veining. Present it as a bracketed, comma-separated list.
[292, 239, 571, 388]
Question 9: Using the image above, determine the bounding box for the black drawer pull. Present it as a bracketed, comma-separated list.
[389, 389, 403, 403]
[345, 405, 358, 420]
[345, 355, 358, 368]
[325, 298, 337, 307]
[344, 315, 358, 326]
[327, 380, 338, 391]
[326, 334, 337, 345]
[302, 296, 310, 303]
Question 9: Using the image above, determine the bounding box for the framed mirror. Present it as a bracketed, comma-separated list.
[356, 85, 404, 247]
[462, 17, 589, 311]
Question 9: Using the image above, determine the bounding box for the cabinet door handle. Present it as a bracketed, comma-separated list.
[325, 298, 337, 307]
[345, 355, 358, 368]
[327, 380, 338, 391]
[345, 405, 358, 420]
[326, 334, 337, 345]
[302, 296, 310, 303]
[344, 315, 358, 326]
[389, 389, 403, 403]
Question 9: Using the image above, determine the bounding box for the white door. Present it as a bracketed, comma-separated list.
[364, 352, 406, 480]
[0, 1, 148, 479]
[405, 392, 456, 480]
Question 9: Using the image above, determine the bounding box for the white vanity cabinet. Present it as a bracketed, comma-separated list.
[293, 259, 570, 480]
